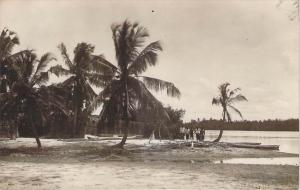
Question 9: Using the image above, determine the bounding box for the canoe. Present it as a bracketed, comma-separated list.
[228, 143, 279, 150]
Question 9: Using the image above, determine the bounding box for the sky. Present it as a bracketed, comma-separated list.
[0, 0, 298, 122]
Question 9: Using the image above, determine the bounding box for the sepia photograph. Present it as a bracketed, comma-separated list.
[0, 0, 299, 189]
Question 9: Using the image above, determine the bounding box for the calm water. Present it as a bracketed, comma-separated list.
[205, 130, 299, 166]
[215, 157, 299, 166]
[205, 130, 299, 154]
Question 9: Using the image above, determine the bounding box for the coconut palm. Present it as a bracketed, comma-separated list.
[0, 28, 21, 93]
[0, 50, 68, 148]
[90, 20, 181, 148]
[49, 42, 115, 137]
[0, 28, 22, 139]
[212, 82, 247, 142]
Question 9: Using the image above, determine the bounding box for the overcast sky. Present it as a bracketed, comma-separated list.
[0, 0, 298, 121]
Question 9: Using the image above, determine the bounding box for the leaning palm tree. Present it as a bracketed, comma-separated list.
[49, 42, 115, 137]
[212, 82, 247, 142]
[90, 20, 181, 148]
[0, 50, 68, 148]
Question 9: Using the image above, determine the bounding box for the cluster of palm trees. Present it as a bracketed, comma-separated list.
[0, 20, 247, 149]
[0, 20, 181, 148]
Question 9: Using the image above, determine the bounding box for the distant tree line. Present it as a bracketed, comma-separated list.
[184, 118, 299, 131]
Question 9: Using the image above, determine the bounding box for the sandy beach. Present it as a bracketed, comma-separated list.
[0, 138, 298, 190]
[0, 0, 299, 189]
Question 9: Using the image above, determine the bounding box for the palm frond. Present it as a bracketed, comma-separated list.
[49, 65, 70, 77]
[36, 53, 56, 74]
[140, 76, 180, 98]
[229, 87, 241, 97]
[87, 94, 104, 113]
[219, 82, 230, 100]
[88, 80, 122, 113]
[112, 20, 133, 67]
[37, 85, 70, 116]
[212, 97, 221, 105]
[129, 41, 162, 75]
[86, 73, 113, 88]
[58, 43, 73, 69]
[32, 72, 49, 86]
[228, 105, 243, 119]
[98, 93, 121, 128]
[128, 23, 149, 48]
[8, 50, 36, 82]
[128, 77, 169, 120]
[228, 94, 248, 104]
[73, 42, 94, 68]
[127, 24, 149, 60]
[111, 23, 122, 60]
[60, 75, 75, 87]
[0, 28, 20, 58]
[87, 89, 108, 113]
[90, 54, 118, 74]
[85, 83, 97, 99]
[31, 53, 56, 85]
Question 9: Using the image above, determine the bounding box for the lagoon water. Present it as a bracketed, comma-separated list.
[205, 130, 299, 166]
[216, 157, 299, 166]
[205, 130, 299, 154]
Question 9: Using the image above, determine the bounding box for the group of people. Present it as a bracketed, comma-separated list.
[180, 127, 206, 142]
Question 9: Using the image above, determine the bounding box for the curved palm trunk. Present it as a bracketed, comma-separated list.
[115, 79, 129, 148]
[213, 130, 223, 142]
[118, 118, 129, 148]
[213, 108, 226, 142]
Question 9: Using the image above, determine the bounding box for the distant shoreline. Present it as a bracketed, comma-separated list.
[184, 118, 299, 131]
[195, 129, 299, 131]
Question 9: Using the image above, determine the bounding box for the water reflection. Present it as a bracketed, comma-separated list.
[216, 157, 299, 166]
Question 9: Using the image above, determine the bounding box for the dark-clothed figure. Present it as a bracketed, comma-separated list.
[199, 129, 205, 141]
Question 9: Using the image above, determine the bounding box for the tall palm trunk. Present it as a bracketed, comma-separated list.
[9, 120, 17, 140]
[73, 101, 79, 138]
[116, 72, 129, 148]
[158, 125, 161, 142]
[73, 87, 85, 138]
[213, 108, 226, 142]
[149, 129, 155, 144]
[29, 114, 41, 149]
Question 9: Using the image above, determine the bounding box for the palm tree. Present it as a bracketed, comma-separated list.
[0, 28, 22, 139]
[212, 82, 247, 142]
[0, 50, 67, 148]
[90, 20, 181, 148]
[49, 42, 115, 137]
[0, 28, 21, 93]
